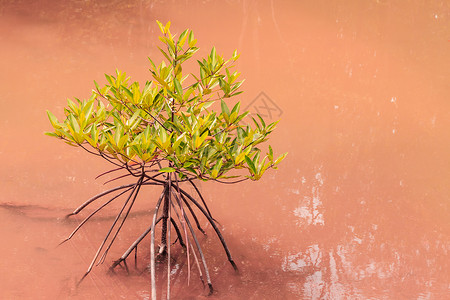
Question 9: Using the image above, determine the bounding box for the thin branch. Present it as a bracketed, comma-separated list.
[142, 174, 195, 186]
[98, 151, 124, 168]
[159, 173, 172, 256]
[143, 172, 166, 183]
[79, 143, 103, 157]
[125, 161, 143, 177]
[103, 172, 134, 185]
[213, 177, 249, 184]
[142, 107, 171, 132]
[95, 166, 129, 180]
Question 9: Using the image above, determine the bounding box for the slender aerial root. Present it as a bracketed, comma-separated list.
[188, 179, 215, 221]
[109, 216, 163, 272]
[98, 176, 145, 265]
[170, 217, 186, 248]
[66, 183, 137, 217]
[67, 180, 161, 217]
[77, 176, 144, 286]
[151, 184, 168, 300]
[168, 196, 193, 286]
[159, 180, 171, 259]
[169, 200, 205, 287]
[166, 187, 172, 300]
[178, 187, 239, 272]
[59, 187, 133, 246]
[64, 169, 238, 299]
[174, 190, 206, 235]
[174, 191, 214, 295]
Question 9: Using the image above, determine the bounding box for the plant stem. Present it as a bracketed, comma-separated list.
[166, 185, 172, 300]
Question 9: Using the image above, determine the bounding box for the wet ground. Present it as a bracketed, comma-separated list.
[0, 0, 449, 299]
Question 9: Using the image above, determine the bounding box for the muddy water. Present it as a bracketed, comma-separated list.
[1, 1, 449, 299]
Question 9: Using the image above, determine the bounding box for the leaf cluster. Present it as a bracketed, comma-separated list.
[46, 21, 287, 182]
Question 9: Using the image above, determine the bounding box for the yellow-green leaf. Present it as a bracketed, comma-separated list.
[159, 167, 175, 173]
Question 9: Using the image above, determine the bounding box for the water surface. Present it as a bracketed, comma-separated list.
[0, 1, 449, 299]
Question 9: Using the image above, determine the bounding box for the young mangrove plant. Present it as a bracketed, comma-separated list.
[46, 20, 286, 299]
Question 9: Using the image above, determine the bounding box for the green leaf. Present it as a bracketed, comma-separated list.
[105, 74, 114, 86]
[232, 49, 240, 61]
[257, 114, 266, 128]
[152, 73, 170, 90]
[229, 111, 238, 124]
[211, 159, 222, 179]
[148, 57, 157, 70]
[221, 99, 230, 115]
[178, 29, 189, 47]
[231, 101, 240, 115]
[82, 100, 94, 120]
[118, 135, 128, 150]
[251, 117, 261, 131]
[68, 114, 80, 132]
[159, 167, 176, 173]
[235, 151, 247, 165]
[156, 20, 165, 33]
[67, 99, 79, 114]
[268, 145, 274, 161]
[188, 31, 196, 47]
[45, 23, 285, 182]
[245, 155, 256, 174]
[158, 46, 172, 62]
[173, 132, 186, 150]
[44, 132, 59, 138]
[164, 21, 171, 33]
[274, 152, 288, 165]
[122, 86, 133, 101]
[46, 110, 59, 128]
[174, 78, 183, 96]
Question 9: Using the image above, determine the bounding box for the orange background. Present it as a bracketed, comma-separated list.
[0, 1, 449, 299]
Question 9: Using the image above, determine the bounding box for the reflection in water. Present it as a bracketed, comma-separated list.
[280, 160, 449, 298]
[293, 167, 325, 227]
[1, 0, 449, 299]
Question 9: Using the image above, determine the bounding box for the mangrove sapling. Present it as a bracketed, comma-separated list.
[46, 20, 286, 299]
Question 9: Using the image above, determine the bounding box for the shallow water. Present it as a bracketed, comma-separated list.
[1, 1, 449, 299]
